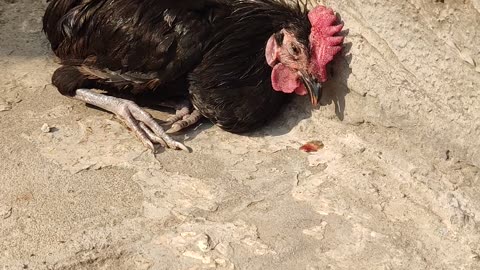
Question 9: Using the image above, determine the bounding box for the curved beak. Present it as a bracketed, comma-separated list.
[300, 72, 322, 106]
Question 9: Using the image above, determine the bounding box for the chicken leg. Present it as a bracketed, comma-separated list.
[75, 88, 188, 152]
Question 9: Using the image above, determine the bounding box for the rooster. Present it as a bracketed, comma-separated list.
[43, 0, 344, 151]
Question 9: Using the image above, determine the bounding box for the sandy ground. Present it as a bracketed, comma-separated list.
[1, 0, 479, 269]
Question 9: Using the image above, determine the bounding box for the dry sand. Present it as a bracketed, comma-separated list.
[1, 0, 479, 269]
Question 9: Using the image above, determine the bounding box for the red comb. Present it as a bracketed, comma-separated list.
[308, 6, 344, 82]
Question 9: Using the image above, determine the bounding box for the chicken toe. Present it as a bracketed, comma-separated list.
[139, 122, 167, 148]
[165, 106, 191, 125]
[74, 88, 188, 151]
[166, 110, 202, 133]
[159, 99, 203, 133]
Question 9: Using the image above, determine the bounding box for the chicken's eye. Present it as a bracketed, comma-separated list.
[289, 44, 300, 56]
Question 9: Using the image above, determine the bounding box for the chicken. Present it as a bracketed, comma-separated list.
[43, 0, 344, 152]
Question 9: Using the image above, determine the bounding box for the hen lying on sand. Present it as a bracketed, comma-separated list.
[43, 0, 344, 152]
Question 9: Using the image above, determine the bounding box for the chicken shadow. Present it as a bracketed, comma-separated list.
[321, 39, 353, 121]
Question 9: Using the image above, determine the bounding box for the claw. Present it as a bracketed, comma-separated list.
[170, 141, 190, 152]
[139, 122, 167, 148]
[166, 124, 182, 134]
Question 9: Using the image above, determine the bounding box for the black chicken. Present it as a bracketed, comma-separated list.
[43, 0, 344, 151]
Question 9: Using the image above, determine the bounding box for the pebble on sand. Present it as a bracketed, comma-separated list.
[41, 123, 52, 133]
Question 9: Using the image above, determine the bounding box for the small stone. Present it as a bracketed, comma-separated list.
[197, 234, 213, 252]
[41, 123, 51, 133]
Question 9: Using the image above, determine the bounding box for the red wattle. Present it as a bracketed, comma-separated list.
[271, 63, 300, 94]
[295, 84, 308, 96]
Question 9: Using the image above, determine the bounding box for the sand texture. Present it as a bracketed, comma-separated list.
[0, 0, 479, 269]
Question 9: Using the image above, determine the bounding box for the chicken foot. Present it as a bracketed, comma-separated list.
[166, 110, 202, 133]
[74, 88, 188, 152]
[158, 100, 203, 133]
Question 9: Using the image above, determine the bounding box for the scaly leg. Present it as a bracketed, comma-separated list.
[74, 88, 188, 152]
[158, 99, 203, 133]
